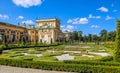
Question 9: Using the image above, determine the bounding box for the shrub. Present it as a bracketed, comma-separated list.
[99, 56, 113, 62]
[23, 58, 33, 61]
[2, 44, 60, 50]
[20, 56, 35, 61]
[64, 60, 120, 66]
[0, 58, 120, 73]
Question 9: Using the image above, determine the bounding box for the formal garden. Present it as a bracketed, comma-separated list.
[0, 43, 119, 73]
[0, 44, 113, 61]
[0, 20, 120, 73]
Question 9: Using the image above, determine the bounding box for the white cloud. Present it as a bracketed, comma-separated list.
[67, 19, 73, 23]
[88, 14, 101, 19]
[97, 6, 108, 12]
[91, 25, 100, 28]
[17, 16, 24, 19]
[105, 15, 114, 20]
[66, 25, 74, 29]
[0, 14, 9, 20]
[22, 20, 34, 24]
[12, 0, 42, 8]
[62, 25, 74, 32]
[67, 18, 88, 24]
[79, 18, 88, 24]
[60, 25, 64, 28]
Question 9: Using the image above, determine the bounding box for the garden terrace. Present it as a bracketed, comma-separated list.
[0, 44, 119, 72]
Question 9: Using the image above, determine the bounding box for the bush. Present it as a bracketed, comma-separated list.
[99, 56, 113, 62]
[64, 60, 120, 66]
[0, 58, 120, 73]
[3, 44, 60, 50]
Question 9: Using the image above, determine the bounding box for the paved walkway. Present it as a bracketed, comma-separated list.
[0, 65, 74, 73]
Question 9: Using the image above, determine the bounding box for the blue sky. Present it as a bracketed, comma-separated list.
[0, 0, 120, 35]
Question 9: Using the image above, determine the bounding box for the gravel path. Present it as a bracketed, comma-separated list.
[0, 65, 74, 73]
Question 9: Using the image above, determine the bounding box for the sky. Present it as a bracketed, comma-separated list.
[0, 0, 120, 35]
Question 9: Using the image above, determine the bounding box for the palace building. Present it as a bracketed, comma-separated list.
[0, 18, 69, 44]
[0, 22, 27, 43]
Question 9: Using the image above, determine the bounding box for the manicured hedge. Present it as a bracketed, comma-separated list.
[0, 58, 120, 73]
[64, 60, 120, 66]
[99, 56, 113, 61]
[3, 44, 60, 50]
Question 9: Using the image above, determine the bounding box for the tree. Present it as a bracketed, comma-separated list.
[88, 34, 92, 42]
[92, 34, 99, 44]
[107, 31, 116, 41]
[78, 31, 83, 43]
[100, 29, 108, 42]
[114, 20, 120, 61]
[72, 31, 78, 43]
[83, 35, 88, 44]
[69, 32, 73, 43]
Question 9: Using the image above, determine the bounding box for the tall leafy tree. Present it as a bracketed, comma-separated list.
[114, 20, 120, 61]
[83, 35, 88, 43]
[88, 34, 92, 42]
[78, 31, 83, 42]
[92, 34, 99, 44]
[100, 29, 108, 41]
[72, 31, 78, 42]
[69, 32, 73, 43]
[107, 31, 116, 41]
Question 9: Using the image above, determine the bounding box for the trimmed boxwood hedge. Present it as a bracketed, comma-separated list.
[3, 44, 60, 50]
[64, 60, 120, 66]
[0, 58, 120, 73]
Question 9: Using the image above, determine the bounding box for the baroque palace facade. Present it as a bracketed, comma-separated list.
[0, 18, 69, 44]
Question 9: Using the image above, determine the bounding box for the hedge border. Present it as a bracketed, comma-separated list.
[64, 60, 120, 66]
[2, 44, 61, 50]
[0, 58, 120, 73]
